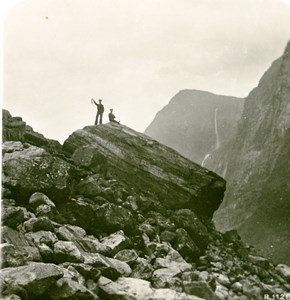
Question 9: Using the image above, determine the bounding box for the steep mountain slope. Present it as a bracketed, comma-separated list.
[2, 110, 290, 299]
[145, 90, 244, 164]
[210, 41, 290, 265]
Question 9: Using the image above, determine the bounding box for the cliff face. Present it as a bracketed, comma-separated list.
[145, 90, 244, 165]
[2, 110, 290, 299]
[211, 41, 290, 265]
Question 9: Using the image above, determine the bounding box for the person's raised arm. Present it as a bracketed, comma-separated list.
[91, 98, 98, 106]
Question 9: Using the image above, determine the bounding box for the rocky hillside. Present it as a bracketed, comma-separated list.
[205, 41, 290, 266]
[145, 90, 244, 165]
[1, 110, 290, 299]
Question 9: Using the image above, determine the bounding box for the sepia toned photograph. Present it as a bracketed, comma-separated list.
[1, 0, 290, 299]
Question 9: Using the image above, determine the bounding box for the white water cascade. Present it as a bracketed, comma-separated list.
[201, 108, 220, 167]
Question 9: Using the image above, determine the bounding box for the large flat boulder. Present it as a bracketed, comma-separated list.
[63, 124, 225, 217]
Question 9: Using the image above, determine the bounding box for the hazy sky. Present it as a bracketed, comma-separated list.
[2, 0, 290, 142]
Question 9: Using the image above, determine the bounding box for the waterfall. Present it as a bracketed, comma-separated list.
[201, 153, 211, 166]
[201, 108, 220, 167]
[214, 108, 220, 149]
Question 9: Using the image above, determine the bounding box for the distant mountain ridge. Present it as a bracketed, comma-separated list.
[145, 89, 244, 165]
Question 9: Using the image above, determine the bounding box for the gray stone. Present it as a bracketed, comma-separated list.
[54, 241, 84, 263]
[183, 280, 218, 300]
[100, 230, 131, 256]
[114, 249, 139, 264]
[2, 207, 25, 229]
[50, 278, 99, 299]
[0, 263, 63, 298]
[56, 224, 86, 241]
[83, 252, 131, 277]
[248, 255, 270, 269]
[29, 192, 55, 211]
[2, 226, 42, 263]
[23, 217, 55, 233]
[276, 264, 290, 283]
[26, 230, 58, 247]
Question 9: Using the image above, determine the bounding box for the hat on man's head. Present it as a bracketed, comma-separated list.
[98, 99, 102, 102]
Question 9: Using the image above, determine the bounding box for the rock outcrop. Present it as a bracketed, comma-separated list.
[207, 41, 290, 265]
[1, 110, 290, 299]
[145, 90, 244, 165]
[63, 123, 225, 218]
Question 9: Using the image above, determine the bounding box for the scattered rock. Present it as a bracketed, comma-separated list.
[53, 241, 84, 263]
[23, 216, 55, 233]
[0, 263, 63, 298]
[2, 207, 25, 229]
[56, 224, 86, 241]
[276, 264, 290, 283]
[183, 280, 218, 300]
[100, 230, 131, 256]
[114, 249, 139, 264]
[29, 192, 56, 211]
[83, 253, 132, 278]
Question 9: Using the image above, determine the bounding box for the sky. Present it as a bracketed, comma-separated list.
[2, 0, 290, 143]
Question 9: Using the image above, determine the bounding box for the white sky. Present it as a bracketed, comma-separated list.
[2, 0, 290, 142]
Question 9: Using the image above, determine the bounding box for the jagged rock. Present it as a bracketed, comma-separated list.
[171, 209, 210, 250]
[138, 222, 158, 238]
[183, 280, 218, 300]
[174, 228, 201, 260]
[2, 141, 24, 154]
[83, 252, 132, 278]
[1, 244, 26, 268]
[130, 257, 154, 280]
[114, 249, 139, 264]
[160, 230, 176, 242]
[49, 277, 99, 299]
[76, 236, 111, 255]
[23, 216, 55, 233]
[154, 257, 192, 273]
[63, 123, 225, 217]
[98, 276, 203, 300]
[2, 206, 25, 229]
[0, 263, 63, 298]
[75, 174, 102, 197]
[2, 110, 26, 142]
[248, 255, 270, 269]
[231, 281, 243, 292]
[60, 199, 136, 235]
[53, 241, 84, 263]
[146, 211, 176, 231]
[100, 230, 131, 256]
[29, 192, 56, 211]
[2, 226, 42, 263]
[276, 264, 290, 283]
[61, 263, 101, 282]
[242, 281, 262, 299]
[2, 295, 22, 300]
[213, 273, 231, 288]
[71, 145, 108, 173]
[151, 268, 181, 288]
[25, 230, 58, 247]
[93, 203, 137, 235]
[2, 143, 73, 203]
[214, 282, 229, 300]
[56, 224, 86, 241]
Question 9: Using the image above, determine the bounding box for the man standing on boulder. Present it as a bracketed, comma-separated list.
[91, 98, 104, 125]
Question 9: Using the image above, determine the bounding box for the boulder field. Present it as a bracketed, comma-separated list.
[1, 110, 290, 299]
